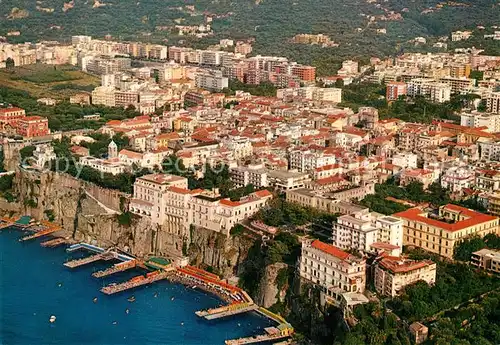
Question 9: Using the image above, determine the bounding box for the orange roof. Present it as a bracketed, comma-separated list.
[168, 186, 191, 194]
[254, 190, 272, 198]
[219, 199, 241, 207]
[311, 240, 350, 260]
[394, 204, 498, 232]
[0, 107, 24, 113]
[379, 257, 434, 274]
[315, 164, 341, 172]
[316, 175, 347, 185]
[119, 149, 143, 159]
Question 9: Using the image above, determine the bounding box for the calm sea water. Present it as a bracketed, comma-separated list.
[0, 227, 273, 345]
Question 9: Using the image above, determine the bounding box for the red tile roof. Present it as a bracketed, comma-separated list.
[254, 190, 272, 198]
[379, 257, 434, 274]
[394, 204, 498, 232]
[311, 240, 350, 260]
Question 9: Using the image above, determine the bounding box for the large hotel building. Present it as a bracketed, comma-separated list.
[395, 204, 499, 259]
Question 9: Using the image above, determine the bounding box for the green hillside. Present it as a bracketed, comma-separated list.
[1, 0, 499, 73]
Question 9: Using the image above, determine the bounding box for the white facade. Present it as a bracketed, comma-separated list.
[230, 163, 268, 188]
[195, 70, 229, 91]
[407, 78, 451, 103]
[223, 137, 253, 160]
[332, 214, 403, 256]
[78, 156, 128, 175]
[375, 257, 436, 297]
[479, 140, 500, 161]
[289, 150, 336, 173]
[441, 166, 475, 192]
[299, 240, 366, 306]
[486, 92, 500, 114]
[392, 152, 418, 169]
[460, 111, 500, 132]
[33, 144, 56, 168]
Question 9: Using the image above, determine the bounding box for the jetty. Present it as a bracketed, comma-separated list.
[92, 259, 138, 278]
[224, 328, 290, 345]
[41, 238, 68, 248]
[100, 270, 174, 295]
[19, 221, 62, 241]
[196, 302, 258, 320]
[64, 252, 116, 268]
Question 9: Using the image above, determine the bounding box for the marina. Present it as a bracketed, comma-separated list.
[1, 219, 294, 344]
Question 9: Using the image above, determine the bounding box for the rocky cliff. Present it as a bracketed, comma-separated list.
[255, 262, 288, 308]
[0, 166, 258, 278]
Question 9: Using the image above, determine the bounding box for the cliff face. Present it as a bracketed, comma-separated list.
[255, 262, 288, 308]
[0, 167, 257, 278]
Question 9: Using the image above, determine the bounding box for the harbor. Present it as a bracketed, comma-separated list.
[1, 218, 294, 344]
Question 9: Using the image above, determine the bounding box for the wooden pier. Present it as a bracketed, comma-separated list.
[64, 252, 115, 268]
[100, 270, 173, 295]
[196, 303, 258, 320]
[41, 238, 68, 248]
[92, 260, 137, 278]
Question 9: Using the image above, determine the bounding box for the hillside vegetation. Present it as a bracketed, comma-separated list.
[1, 0, 498, 71]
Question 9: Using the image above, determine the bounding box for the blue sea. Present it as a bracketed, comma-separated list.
[0, 227, 274, 345]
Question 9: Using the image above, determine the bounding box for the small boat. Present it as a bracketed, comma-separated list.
[127, 296, 136, 302]
[192, 286, 197, 289]
[112, 321, 117, 325]
[93, 297, 98, 303]
[180, 322, 184, 326]
[49, 315, 56, 323]
[171, 297, 175, 301]
[57, 283, 62, 287]
[125, 309, 130, 314]
[154, 292, 158, 298]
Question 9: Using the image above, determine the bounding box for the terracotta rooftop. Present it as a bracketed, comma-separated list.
[311, 240, 350, 261]
[394, 204, 498, 232]
[378, 257, 435, 274]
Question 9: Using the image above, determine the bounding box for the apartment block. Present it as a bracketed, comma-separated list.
[374, 257, 436, 297]
[386, 81, 407, 101]
[195, 70, 229, 91]
[332, 214, 403, 256]
[395, 204, 499, 259]
[486, 92, 500, 114]
[460, 111, 500, 132]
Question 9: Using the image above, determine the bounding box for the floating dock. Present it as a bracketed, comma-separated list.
[19, 221, 62, 241]
[101, 270, 173, 295]
[41, 238, 68, 248]
[92, 260, 138, 278]
[64, 252, 116, 268]
[196, 302, 258, 320]
[0, 217, 18, 230]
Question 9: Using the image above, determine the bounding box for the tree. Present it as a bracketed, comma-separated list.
[19, 146, 35, 160]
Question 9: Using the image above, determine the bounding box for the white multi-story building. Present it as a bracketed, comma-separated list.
[407, 78, 451, 103]
[332, 214, 403, 256]
[460, 111, 500, 133]
[374, 257, 436, 297]
[224, 137, 253, 160]
[195, 70, 228, 91]
[392, 152, 418, 169]
[91, 86, 116, 107]
[479, 140, 500, 161]
[296, 87, 342, 103]
[486, 92, 500, 114]
[441, 166, 475, 193]
[267, 170, 311, 191]
[289, 150, 336, 173]
[32, 144, 56, 168]
[230, 163, 268, 188]
[299, 239, 367, 308]
[78, 156, 128, 175]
